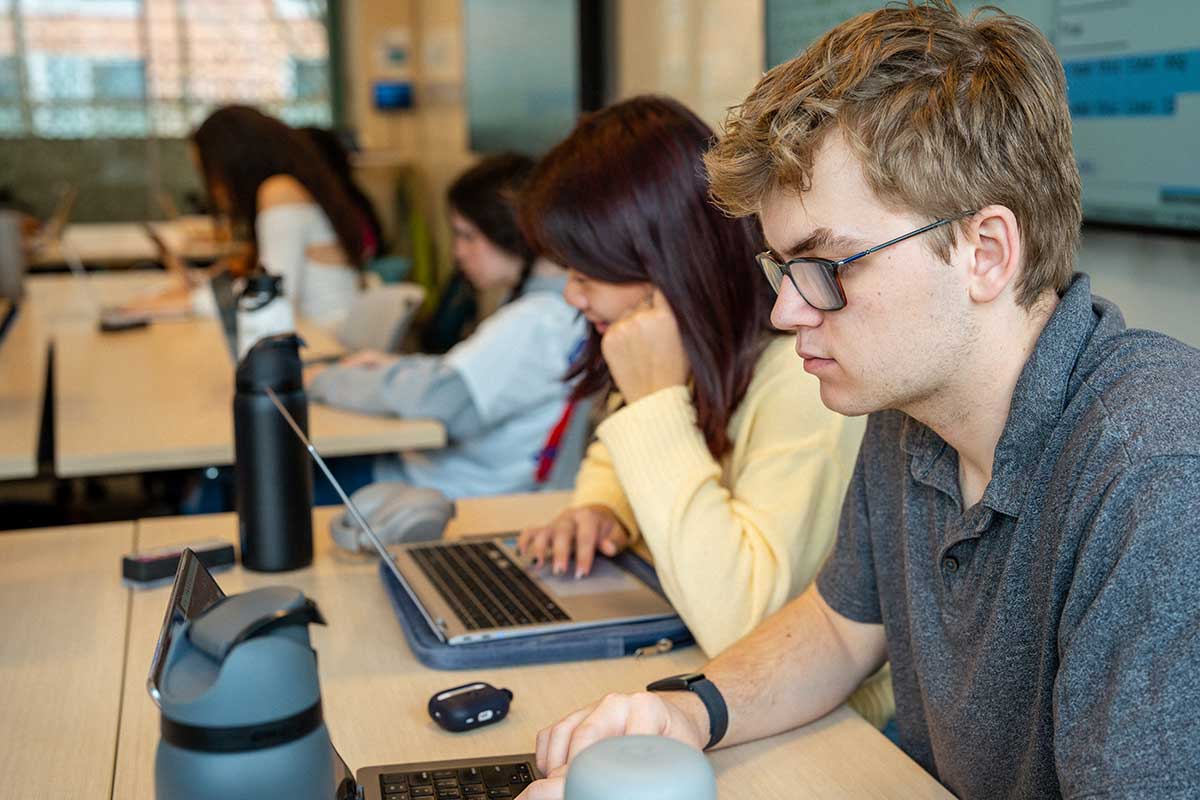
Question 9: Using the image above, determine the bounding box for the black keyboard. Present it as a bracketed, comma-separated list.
[409, 541, 571, 631]
[380, 762, 534, 799]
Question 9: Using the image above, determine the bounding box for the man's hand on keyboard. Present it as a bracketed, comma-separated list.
[515, 766, 565, 799]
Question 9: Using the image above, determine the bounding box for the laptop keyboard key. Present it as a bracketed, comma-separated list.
[458, 768, 483, 785]
[411, 542, 574, 633]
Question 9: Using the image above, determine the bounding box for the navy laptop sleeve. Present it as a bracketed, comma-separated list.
[378, 551, 694, 670]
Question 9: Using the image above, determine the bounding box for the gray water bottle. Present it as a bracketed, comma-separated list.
[154, 586, 354, 800]
[564, 735, 717, 800]
[234, 332, 313, 571]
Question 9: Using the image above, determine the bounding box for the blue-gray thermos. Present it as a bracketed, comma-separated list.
[154, 586, 354, 799]
[234, 333, 313, 571]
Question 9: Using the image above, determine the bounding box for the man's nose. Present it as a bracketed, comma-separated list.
[770, 278, 825, 331]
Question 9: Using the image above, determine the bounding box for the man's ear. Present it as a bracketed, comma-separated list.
[962, 205, 1021, 305]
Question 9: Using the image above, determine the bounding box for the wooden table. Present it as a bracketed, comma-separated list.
[22, 270, 182, 328]
[0, 303, 48, 479]
[111, 494, 952, 799]
[15, 272, 446, 478]
[0, 521, 134, 797]
[29, 219, 224, 269]
[52, 316, 444, 477]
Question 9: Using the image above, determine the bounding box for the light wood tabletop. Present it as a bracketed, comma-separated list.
[0, 304, 47, 479]
[23, 270, 177, 328]
[52, 315, 445, 477]
[3, 272, 174, 479]
[29, 219, 224, 269]
[113, 493, 952, 799]
[0, 521, 134, 798]
[13, 271, 445, 478]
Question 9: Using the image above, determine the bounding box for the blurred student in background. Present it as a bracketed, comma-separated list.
[513, 96, 888, 726]
[308, 153, 586, 500]
[125, 105, 366, 325]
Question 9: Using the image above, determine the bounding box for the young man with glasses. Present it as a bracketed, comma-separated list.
[517, 3, 1200, 799]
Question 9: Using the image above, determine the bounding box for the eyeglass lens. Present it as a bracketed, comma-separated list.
[762, 257, 843, 311]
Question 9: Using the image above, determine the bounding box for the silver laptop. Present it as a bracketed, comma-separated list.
[266, 387, 678, 646]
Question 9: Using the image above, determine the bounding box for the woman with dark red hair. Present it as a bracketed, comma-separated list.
[515, 96, 888, 723]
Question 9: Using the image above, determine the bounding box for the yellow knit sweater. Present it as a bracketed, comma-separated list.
[571, 336, 894, 728]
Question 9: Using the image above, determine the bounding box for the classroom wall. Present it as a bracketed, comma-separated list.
[1081, 228, 1200, 347]
[0, 137, 197, 222]
[338, 0, 769, 285]
[610, 0, 764, 132]
[343, 0, 474, 284]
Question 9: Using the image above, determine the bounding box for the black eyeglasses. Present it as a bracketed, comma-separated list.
[756, 214, 975, 311]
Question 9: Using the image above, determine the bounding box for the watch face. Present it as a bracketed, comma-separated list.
[647, 672, 706, 693]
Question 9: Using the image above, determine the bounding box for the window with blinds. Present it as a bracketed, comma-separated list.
[0, 0, 332, 139]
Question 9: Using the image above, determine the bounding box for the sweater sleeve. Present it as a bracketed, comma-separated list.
[569, 437, 642, 544]
[594, 353, 865, 659]
[308, 354, 486, 439]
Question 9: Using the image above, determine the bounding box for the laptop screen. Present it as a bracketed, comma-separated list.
[147, 548, 226, 705]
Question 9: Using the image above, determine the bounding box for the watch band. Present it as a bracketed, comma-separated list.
[646, 673, 729, 750]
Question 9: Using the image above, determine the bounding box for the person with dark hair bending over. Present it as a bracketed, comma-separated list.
[514, 95, 890, 724]
[307, 153, 584, 499]
[124, 105, 367, 326]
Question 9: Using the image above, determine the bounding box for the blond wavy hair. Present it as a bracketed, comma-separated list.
[705, 1, 1081, 308]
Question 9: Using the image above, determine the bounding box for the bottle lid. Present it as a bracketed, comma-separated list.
[236, 332, 305, 392]
[564, 736, 716, 800]
[238, 270, 284, 312]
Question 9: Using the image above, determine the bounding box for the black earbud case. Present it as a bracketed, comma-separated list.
[428, 682, 514, 732]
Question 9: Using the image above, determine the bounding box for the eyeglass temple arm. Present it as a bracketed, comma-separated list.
[836, 216, 968, 267]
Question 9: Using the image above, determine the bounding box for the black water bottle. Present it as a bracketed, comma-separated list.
[234, 333, 314, 571]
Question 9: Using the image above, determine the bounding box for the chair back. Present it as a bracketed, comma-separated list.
[336, 283, 426, 353]
[537, 396, 595, 491]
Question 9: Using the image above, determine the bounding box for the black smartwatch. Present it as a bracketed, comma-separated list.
[645, 672, 728, 750]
